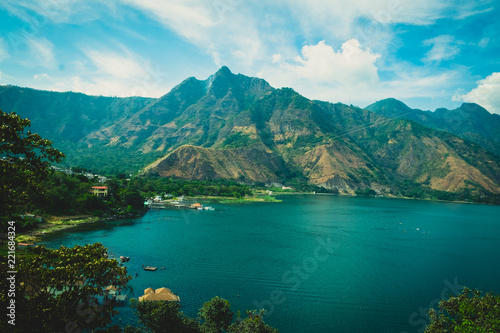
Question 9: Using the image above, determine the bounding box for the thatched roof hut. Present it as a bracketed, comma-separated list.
[138, 287, 180, 302]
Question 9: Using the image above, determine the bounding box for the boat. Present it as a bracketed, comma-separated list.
[144, 266, 158, 271]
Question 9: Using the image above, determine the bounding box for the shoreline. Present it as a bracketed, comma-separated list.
[15, 212, 146, 244]
[15, 191, 494, 244]
[15, 194, 278, 243]
[15, 216, 103, 244]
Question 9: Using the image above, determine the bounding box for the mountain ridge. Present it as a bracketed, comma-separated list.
[1, 67, 499, 202]
[366, 98, 500, 157]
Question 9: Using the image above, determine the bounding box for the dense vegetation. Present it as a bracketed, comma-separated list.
[0, 109, 64, 226]
[130, 173, 253, 198]
[425, 288, 500, 332]
[0, 243, 130, 333]
[128, 297, 278, 333]
[28, 171, 145, 217]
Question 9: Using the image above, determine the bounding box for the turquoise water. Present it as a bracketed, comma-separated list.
[41, 195, 500, 332]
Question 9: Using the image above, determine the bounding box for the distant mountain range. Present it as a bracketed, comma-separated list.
[1, 67, 499, 201]
[366, 98, 500, 157]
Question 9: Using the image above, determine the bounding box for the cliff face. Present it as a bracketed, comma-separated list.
[2, 67, 500, 198]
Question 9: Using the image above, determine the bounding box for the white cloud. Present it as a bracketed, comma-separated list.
[454, 73, 500, 114]
[264, 39, 380, 86]
[0, 38, 9, 62]
[258, 39, 467, 108]
[20, 46, 173, 97]
[26, 37, 56, 68]
[120, 0, 214, 40]
[64, 47, 171, 97]
[0, 0, 113, 24]
[478, 37, 490, 48]
[85, 50, 148, 80]
[259, 40, 380, 103]
[120, 0, 264, 68]
[33, 73, 51, 80]
[422, 35, 461, 63]
[116, 0, 489, 79]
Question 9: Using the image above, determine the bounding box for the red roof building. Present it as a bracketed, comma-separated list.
[91, 186, 108, 197]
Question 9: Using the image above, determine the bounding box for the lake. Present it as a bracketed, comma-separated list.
[41, 195, 500, 332]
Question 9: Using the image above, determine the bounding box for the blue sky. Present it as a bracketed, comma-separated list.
[0, 0, 499, 114]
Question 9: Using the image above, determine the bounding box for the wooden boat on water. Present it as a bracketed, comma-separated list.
[144, 266, 158, 271]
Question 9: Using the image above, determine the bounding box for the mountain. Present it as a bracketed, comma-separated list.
[0, 85, 159, 173]
[365, 98, 500, 157]
[0, 85, 155, 144]
[1, 67, 500, 202]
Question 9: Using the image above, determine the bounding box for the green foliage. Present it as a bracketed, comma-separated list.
[228, 310, 279, 333]
[0, 243, 130, 333]
[0, 109, 64, 221]
[222, 132, 253, 148]
[61, 145, 163, 176]
[132, 298, 278, 333]
[16, 215, 41, 232]
[425, 287, 500, 333]
[132, 300, 201, 333]
[134, 174, 252, 198]
[26, 171, 146, 218]
[199, 296, 233, 333]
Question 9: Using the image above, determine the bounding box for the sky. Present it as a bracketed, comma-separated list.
[0, 0, 499, 114]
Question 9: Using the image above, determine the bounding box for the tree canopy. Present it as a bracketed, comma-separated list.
[198, 296, 234, 333]
[425, 287, 500, 333]
[132, 296, 279, 333]
[0, 243, 130, 333]
[0, 109, 64, 220]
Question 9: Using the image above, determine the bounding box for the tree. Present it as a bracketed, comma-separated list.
[131, 297, 279, 333]
[0, 243, 130, 333]
[0, 109, 64, 220]
[132, 299, 201, 333]
[199, 296, 234, 333]
[425, 287, 500, 333]
[228, 310, 279, 333]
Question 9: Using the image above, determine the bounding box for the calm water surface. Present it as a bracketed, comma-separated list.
[41, 195, 500, 332]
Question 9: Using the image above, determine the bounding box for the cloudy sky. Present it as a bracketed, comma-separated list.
[0, 0, 499, 113]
